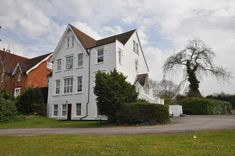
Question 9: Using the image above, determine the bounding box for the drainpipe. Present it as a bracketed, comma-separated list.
[80, 49, 91, 120]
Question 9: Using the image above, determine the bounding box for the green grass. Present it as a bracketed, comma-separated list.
[0, 130, 234, 156]
[0, 116, 107, 129]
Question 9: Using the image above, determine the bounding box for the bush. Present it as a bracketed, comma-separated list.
[116, 102, 169, 125]
[206, 93, 235, 109]
[16, 88, 46, 116]
[180, 97, 232, 115]
[0, 96, 17, 122]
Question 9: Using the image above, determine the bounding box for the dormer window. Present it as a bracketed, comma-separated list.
[57, 59, 62, 71]
[118, 49, 122, 64]
[78, 53, 83, 67]
[97, 49, 104, 63]
[66, 36, 74, 48]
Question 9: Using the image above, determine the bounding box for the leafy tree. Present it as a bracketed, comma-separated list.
[16, 87, 45, 115]
[163, 38, 231, 97]
[94, 69, 138, 122]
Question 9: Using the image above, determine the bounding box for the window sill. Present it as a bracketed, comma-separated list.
[55, 71, 61, 73]
[96, 62, 104, 65]
[74, 92, 83, 95]
[53, 94, 60, 97]
[76, 66, 84, 69]
[61, 93, 73, 96]
[64, 69, 73, 71]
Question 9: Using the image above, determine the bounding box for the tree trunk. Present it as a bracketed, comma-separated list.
[186, 64, 201, 97]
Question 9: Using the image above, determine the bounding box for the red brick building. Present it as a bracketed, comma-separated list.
[0, 49, 52, 97]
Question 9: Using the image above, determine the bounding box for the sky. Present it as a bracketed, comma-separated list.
[0, 0, 234, 95]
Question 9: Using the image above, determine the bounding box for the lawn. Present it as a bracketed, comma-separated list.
[0, 130, 234, 156]
[0, 116, 106, 129]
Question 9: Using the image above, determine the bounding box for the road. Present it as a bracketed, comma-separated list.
[0, 115, 235, 136]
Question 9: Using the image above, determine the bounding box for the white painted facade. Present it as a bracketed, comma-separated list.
[47, 25, 163, 120]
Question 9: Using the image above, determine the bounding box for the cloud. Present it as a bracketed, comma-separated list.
[0, 0, 234, 95]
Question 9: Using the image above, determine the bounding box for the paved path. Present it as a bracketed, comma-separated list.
[0, 115, 235, 136]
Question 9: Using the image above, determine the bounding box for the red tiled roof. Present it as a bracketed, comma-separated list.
[0, 50, 52, 74]
[69, 24, 136, 49]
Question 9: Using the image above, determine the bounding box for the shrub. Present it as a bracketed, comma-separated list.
[206, 93, 235, 109]
[0, 96, 17, 122]
[116, 102, 169, 125]
[180, 97, 232, 115]
[94, 69, 138, 122]
[16, 87, 46, 116]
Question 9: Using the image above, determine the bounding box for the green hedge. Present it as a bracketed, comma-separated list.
[0, 97, 17, 122]
[116, 102, 169, 125]
[180, 97, 232, 115]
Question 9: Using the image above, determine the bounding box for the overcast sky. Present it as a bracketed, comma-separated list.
[0, 0, 234, 95]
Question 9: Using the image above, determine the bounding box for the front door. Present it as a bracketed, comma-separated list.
[67, 104, 72, 120]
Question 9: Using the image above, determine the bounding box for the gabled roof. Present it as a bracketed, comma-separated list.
[69, 24, 136, 49]
[69, 24, 96, 49]
[135, 73, 149, 86]
[0, 50, 52, 75]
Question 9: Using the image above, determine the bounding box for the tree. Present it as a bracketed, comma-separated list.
[94, 69, 138, 122]
[163, 38, 231, 97]
[153, 79, 179, 99]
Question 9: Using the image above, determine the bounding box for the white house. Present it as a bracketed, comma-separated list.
[47, 24, 164, 120]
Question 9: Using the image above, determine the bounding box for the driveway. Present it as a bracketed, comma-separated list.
[0, 115, 235, 136]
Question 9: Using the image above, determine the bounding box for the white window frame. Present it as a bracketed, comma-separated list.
[77, 76, 82, 92]
[67, 37, 70, 48]
[78, 53, 83, 67]
[76, 103, 82, 116]
[65, 55, 73, 70]
[14, 87, 21, 97]
[118, 49, 122, 64]
[133, 40, 139, 54]
[133, 40, 136, 52]
[1, 72, 4, 83]
[62, 104, 67, 116]
[57, 59, 62, 71]
[97, 48, 104, 63]
[135, 60, 139, 72]
[64, 77, 73, 94]
[55, 80, 60, 94]
[53, 104, 58, 116]
[17, 74, 21, 82]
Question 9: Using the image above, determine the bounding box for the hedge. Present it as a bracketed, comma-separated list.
[116, 102, 169, 125]
[0, 97, 17, 122]
[180, 97, 232, 115]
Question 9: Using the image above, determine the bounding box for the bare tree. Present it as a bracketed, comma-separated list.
[163, 38, 231, 97]
[150, 79, 179, 99]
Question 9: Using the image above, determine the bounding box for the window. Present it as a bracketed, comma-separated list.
[53, 104, 58, 116]
[77, 76, 82, 92]
[66, 36, 74, 48]
[64, 77, 73, 93]
[17, 74, 21, 82]
[133, 40, 139, 54]
[65, 56, 73, 70]
[57, 59, 62, 71]
[76, 103, 81, 116]
[62, 104, 67, 116]
[67, 37, 70, 48]
[1, 72, 4, 83]
[118, 49, 122, 64]
[78, 53, 83, 67]
[14, 88, 21, 97]
[97, 49, 104, 63]
[135, 60, 139, 72]
[55, 80, 60, 94]
[133, 40, 136, 52]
